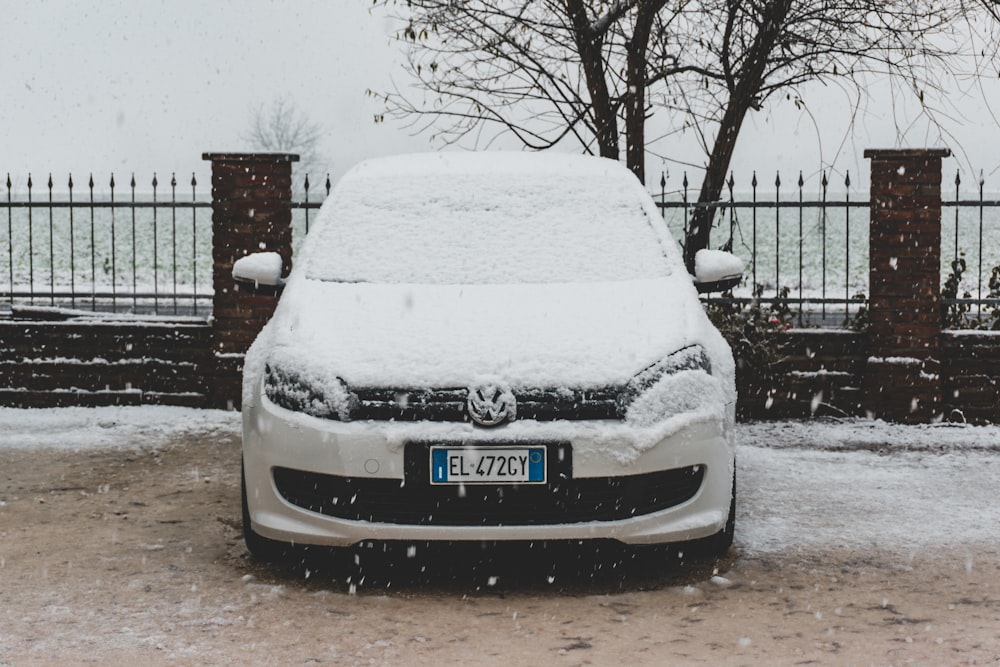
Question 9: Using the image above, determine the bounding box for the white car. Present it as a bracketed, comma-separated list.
[236, 152, 741, 562]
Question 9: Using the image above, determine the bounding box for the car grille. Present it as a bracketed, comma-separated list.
[272, 454, 705, 527]
[350, 387, 622, 422]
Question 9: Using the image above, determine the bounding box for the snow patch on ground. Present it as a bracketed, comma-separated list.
[0, 406, 240, 451]
[739, 418, 1000, 453]
[738, 419, 1000, 555]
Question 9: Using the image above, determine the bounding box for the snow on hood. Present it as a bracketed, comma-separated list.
[262, 275, 710, 389]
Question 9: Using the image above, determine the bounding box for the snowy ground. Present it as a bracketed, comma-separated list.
[1, 406, 998, 665]
[2, 406, 997, 557]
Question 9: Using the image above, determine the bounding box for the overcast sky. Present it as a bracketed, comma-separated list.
[4, 1, 999, 195]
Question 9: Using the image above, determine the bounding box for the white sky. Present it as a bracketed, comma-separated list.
[3, 1, 999, 195]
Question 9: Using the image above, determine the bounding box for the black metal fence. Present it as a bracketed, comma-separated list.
[1, 172, 327, 318]
[656, 169, 1000, 327]
[3, 167, 998, 325]
[2, 173, 212, 316]
[944, 170, 1000, 320]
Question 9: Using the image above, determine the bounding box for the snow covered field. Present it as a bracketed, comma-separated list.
[2, 406, 997, 557]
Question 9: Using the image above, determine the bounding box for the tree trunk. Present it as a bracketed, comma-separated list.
[564, 0, 620, 161]
[624, 1, 667, 184]
[682, 0, 793, 273]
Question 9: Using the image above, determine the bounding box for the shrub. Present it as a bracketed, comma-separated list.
[705, 284, 794, 382]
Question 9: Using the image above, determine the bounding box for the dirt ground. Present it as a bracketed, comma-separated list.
[1, 429, 998, 666]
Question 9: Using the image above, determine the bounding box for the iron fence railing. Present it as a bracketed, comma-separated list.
[0, 172, 330, 318]
[4, 167, 998, 326]
[290, 173, 329, 247]
[3, 172, 213, 316]
[943, 169, 1000, 320]
[657, 169, 867, 326]
[656, 168, 1000, 327]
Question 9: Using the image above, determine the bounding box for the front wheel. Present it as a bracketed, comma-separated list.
[241, 465, 292, 562]
[701, 467, 736, 557]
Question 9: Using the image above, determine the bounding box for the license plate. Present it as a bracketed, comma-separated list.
[430, 446, 546, 485]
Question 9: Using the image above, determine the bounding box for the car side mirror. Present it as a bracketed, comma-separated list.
[233, 252, 286, 293]
[693, 249, 744, 294]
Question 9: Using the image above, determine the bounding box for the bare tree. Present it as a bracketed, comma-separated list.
[372, 0, 999, 270]
[371, 1, 689, 184]
[677, 0, 996, 269]
[244, 97, 325, 190]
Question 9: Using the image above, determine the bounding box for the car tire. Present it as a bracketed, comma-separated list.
[241, 464, 291, 562]
[705, 467, 736, 557]
[713, 470, 737, 555]
[682, 467, 735, 559]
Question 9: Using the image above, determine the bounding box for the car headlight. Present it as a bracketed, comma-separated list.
[617, 345, 713, 419]
[264, 363, 359, 421]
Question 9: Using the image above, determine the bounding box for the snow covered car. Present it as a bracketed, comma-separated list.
[236, 152, 741, 561]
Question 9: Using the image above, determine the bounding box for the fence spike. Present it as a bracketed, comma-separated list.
[68, 173, 74, 190]
[727, 172, 735, 190]
[130, 173, 136, 189]
[27, 173, 33, 189]
[152, 173, 158, 189]
[978, 169, 984, 188]
[89, 173, 94, 190]
[955, 170, 961, 187]
[191, 172, 197, 188]
[110, 173, 115, 189]
[821, 170, 828, 190]
[775, 171, 781, 188]
[798, 170, 804, 188]
[682, 172, 688, 189]
[751, 171, 757, 188]
[845, 170, 851, 188]
[6, 173, 11, 190]
[659, 171, 666, 189]
[48, 173, 53, 190]
[304, 173, 310, 193]
[325, 173, 331, 195]
[171, 172, 177, 188]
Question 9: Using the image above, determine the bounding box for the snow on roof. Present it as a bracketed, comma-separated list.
[299, 152, 680, 285]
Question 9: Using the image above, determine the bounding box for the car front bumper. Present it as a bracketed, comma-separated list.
[242, 391, 735, 547]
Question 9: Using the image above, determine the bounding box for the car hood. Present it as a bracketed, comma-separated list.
[251, 276, 720, 391]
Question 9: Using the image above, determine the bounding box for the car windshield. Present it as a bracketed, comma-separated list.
[301, 153, 674, 285]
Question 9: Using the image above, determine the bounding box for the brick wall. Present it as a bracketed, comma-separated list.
[0, 316, 212, 407]
[941, 332, 1000, 423]
[736, 329, 867, 419]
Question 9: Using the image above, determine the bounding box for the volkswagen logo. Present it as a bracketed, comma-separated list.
[467, 384, 517, 427]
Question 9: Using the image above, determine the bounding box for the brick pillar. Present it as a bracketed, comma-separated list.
[203, 152, 298, 410]
[863, 148, 950, 422]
